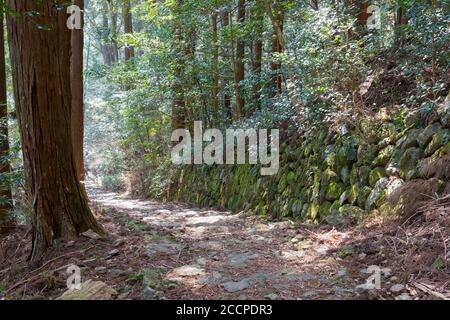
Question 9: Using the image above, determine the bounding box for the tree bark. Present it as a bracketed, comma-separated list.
[270, 10, 283, 96]
[234, 0, 245, 118]
[123, 0, 135, 61]
[171, 0, 186, 130]
[355, 1, 371, 37]
[265, 0, 284, 96]
[109, 3, 119, 62]
[100, 1, 114, 65]
[0, 12, 12, 223]
[251, 0, 263, 112]
[6, 0, 104, 262]
[395, 5, 408, 46]
[263, 0, 301, 111]
[220, 10, 231, 117]
[211, 10, 219, 123]
[71, 0, 85, 182]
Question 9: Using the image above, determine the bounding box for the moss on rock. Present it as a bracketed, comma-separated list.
[325, 182, 345, 201]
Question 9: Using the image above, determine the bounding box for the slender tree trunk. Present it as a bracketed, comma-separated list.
[6, 0, 104, 262]
[71, 0, 85, 182]
[211, 10, 219, 124]
[265, 0, 285, 97]
[0, 12, 12, 223]
[101, 1, 113, 65]
[356, 1, 370, 36]
[234, 0, 245, 118]
[220, 10, 232, 118]
[123, 0, 135, 61]
[171, 1, 186, 130]
[184, 27, 197, 124]
[110, 7, 119, 62]
[395, 6, 408, 46]
[271, 11, 283, 96]
[264, 0, 301, 111]
[251, 0, 263, 113]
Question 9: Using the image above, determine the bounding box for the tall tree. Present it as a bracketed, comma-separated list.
[264, 0, 301, 110]
[100, 1, 114, 65]
[0, 11, 12, 223]
[356, 0, 371, 37]
[395, 4, 409, 46]
[123, 0, 135, 61]
[250, 0, 263, 113]
[211, 8, 219, 123]
[7, 0, 104, 262]
[234, 0, 246, 118]
[71, 0, 85, 182]
[171, 0, 186, 130]
[220, 9, 232, 119]
[109, 0, 119, 62]
[270, 6, 283, 96]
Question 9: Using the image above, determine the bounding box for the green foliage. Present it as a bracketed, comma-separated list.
[81, 0, 448, 227]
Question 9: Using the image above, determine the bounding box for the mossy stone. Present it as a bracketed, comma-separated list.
[366, 178, 389, 211]
[340, 167, 350, 185]
[339, 190, 348, 205]
[339, 205, 364, 219]
[424, 131, 450, 157]
[309, 202, 320, 220]
[401, 129, 420, 150]
[325, 182, 345, 201]
[369, 167, 386, 187]
[404, 110, 421, 128]
[358, 186, 372, 208]
[373, 145, 395, 167]
[319, 202, 332, 219]
[321, 169, 338, 185]
[357, 144, 379, 165]
[348, 184, 359, 205]
[417, 123, 442, 148]
[359, 119, 380, 144]
[349, 167, 359, 185]
[398, 147, 423, 179]
[337, 140, 357, 169]
[358, 166, 371, 186]
[380, 122, 399, 141]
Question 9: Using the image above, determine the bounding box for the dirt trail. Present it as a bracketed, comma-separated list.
[2, 186, 434, 300]
[88, 186, 388, 300]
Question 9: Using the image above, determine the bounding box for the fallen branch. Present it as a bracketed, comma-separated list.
[4, 264, 71, 297]
[3, 245, 95, 297]
[29, 245, 95, 276]
[413, 281, 450, 300]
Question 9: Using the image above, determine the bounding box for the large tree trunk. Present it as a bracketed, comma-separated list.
[6, 0, 104, 262]
[0, 12, 12, 223]
[123, 0, 135, 61]
[234, 0, 245, 118]
[71, 0, 85, 182]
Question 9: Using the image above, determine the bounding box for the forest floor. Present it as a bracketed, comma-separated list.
[1, 184, 448, 300]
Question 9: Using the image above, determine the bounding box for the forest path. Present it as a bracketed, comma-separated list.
[88, 186, 378, 300]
